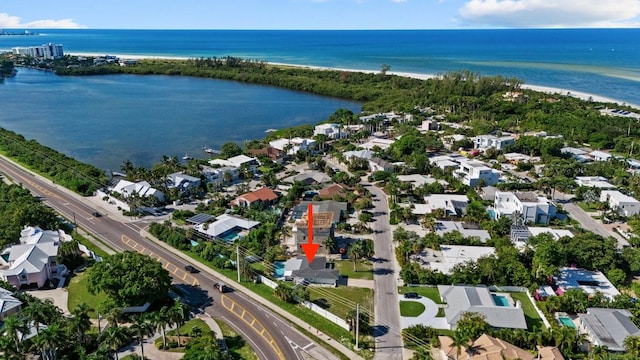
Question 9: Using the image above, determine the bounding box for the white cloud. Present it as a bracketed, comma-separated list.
[0, 13, 87, 29]
[459, 0, 640, 28]
[391, 0, 407, 3]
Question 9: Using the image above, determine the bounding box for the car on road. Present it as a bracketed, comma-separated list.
[403, 292, 420, 299]
[92, 211, 101, 217]
[184, 265, 199, 273]
[214, 282, 228, 293]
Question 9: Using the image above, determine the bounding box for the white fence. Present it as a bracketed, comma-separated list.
[257, 275, 278, 289]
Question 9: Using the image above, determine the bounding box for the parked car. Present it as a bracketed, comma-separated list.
[403, 292, 420, 299]
[184, 265, 199, 273]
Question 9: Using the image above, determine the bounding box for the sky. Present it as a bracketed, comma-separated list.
[1, 0, 640, 30]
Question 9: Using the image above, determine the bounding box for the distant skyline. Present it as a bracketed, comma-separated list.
[1, 0, 640, 30]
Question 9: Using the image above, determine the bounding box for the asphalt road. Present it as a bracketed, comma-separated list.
[367, 184, 403, 360]
[0, 156, 333, 360]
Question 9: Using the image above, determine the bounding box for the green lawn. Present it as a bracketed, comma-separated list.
[155, 318, 211, 351]
[66, 270, 107, 318]
[73, 232, 112, 259]
[216, 319, 258, 360]
[511, 292, 544, 330]
[397, 286, 444, 304]
[399, 301, 425, 317]
[308, 287, 374, 319]
[334, 260, 373, 280]
[577, 202, 599, 212]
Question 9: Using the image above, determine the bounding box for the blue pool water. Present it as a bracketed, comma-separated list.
[487, 209, 496, 220]
[220, 230, 241, 242]
[274, 261, 286, 277]
[492, 294, 510, 307]
[559, 316, 576, 328]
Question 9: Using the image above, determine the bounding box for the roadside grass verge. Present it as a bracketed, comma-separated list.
[398, 286, 444, 304]
[216, 318, 258, 360]
[308, 287, 374, 319]
[399, 301, 425, 317]
[334, 260, 374, 280]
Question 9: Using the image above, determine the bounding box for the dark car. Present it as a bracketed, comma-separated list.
[184, 265, 199, 273]
[92, 211, 101, 217]
[404, 292, 420, 299]
[214, 282, 228, 293]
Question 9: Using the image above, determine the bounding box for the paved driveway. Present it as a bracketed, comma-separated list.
[28, 288, 70, 315]
[398, 295, 449, 329]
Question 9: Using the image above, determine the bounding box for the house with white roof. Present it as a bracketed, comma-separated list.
[589, 150, 612, 162]
[167, 172, 201, 193]
[442, 134, 467, 150]
[368, 157, 393, 172]
[419, 245, 495, 274]
[600, 190, 640, 217]
[194, 214, 260, 242]
[209, 154, 259, 171]
[343, 149, 374, 161]
[578, 308, 640, 352]
[314, 123, 348, 139]
[561, 147, 593, 163]
[437, 285, 528, 330]
[269, 138, 317, 155]
[397, 174, 447, 189]
[360, 137, 395, 150]
[111, 179, 165, 203]
[494, 191, 556, 225]
[454, 159, 500, 187]
[575, 176, 615, 189]
[554, 267, 620, 300]
[410, 194, 469, 217]
[435, 221, 491, 242]
[0, 288, 22, 321]
[0, 227, 71, 289]
[473, 135, 515, 151]
[428, 154, 463, 171]
[201, 166, 239, 184]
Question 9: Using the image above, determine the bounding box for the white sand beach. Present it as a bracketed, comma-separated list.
[68, 52, 638, 109]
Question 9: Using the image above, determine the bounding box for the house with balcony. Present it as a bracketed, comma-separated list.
[455, 159, 500, 187]
[314, 123, 348, 139]
[201, 166, 240, 184]
[494, 191, 556, 225]
[269, 138, 317, 155]
[0, 227, 70, 289]
[473, 135, 515, 151]
[167, 172, 201, 194]
[600, 190, 640, 217]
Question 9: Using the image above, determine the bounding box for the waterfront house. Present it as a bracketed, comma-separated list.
[314, 123, 348, 139]
[111, 179, 165, 203]
[269, 137, 317, 155]
[209, 155, 259, 172]
[247, 146, 284, 163]
[201, 166, 239, 184]
[194, 214, 260, 242]
[167, 172, 201, 194]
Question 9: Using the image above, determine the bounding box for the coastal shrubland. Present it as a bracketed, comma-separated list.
[0, 128, 108, 195]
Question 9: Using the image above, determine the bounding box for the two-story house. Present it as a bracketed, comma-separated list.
[494, 191, 556, 225]
[455, 159, 500, 187]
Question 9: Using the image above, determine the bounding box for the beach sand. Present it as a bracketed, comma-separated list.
[68, 52, 638, 109]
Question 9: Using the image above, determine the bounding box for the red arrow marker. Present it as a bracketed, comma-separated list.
[300, 203, 319, 264]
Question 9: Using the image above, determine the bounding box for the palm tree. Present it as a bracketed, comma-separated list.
[36, 322, 65, 360]
[348, 240, 364, 272]
[151, 307, 170, 349]
[323, 236, 336, 254]
[168, 300, 189, 347]
[624, 335, 640, 358]
[451, 330, 470, 360]
[130, 314, 154, 359]
[421, 216, 436, 232]
[2, 314, 28, 353]
[99, 325, 129, 360]
[590, 345, 608, 360]
[23, 298, 49, 335]
[70, 303, 93, 345]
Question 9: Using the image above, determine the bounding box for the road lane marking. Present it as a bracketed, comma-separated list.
[221, 294, 285, 360]
[120, 235, 199, 286]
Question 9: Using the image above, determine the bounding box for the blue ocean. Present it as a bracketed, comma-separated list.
[1, 29, 639, 170]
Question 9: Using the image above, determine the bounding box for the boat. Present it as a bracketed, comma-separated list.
[202, 145, 221, 154]
[182, 153, 192, 160]
[265, 128, 277, 133]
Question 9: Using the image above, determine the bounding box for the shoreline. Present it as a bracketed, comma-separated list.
[68, 51, 639, 109]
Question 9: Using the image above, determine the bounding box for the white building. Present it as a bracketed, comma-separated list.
[454, 159, 500, 187]
[343, 149, 374, 161]
[435, 221, 492, 242]
[575, 176, 615, 189]
[201, 166, 239, 184]
[494, 191, 556, 225]
[600, 190, 640, 217]
[473, 135, 515, 151]
[410, 194, 469, 217]
[419, 245, 495, 274]
[111, 179, 165, 203]
[555, 267, 620, 300]
[360, 137, 395, 150]
[428, 154, 464, 171]
[314, 123, 347, 139]
[589, 150, 612, 162]
[269, 137, 317, 154]
[12, 43, 64, 59]
[209, 154, 259, 171]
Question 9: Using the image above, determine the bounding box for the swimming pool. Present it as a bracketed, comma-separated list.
[559, 316, 576, 328]
[220, 229, 241, 242]
[492, 294, 510, 307]
[487, 209, 496, 220]
[274, 261, 285, 277]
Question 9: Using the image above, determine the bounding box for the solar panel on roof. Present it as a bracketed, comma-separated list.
[187, 213, 214, 224]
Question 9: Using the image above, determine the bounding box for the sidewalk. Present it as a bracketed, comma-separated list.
[141, 228, 365, 360]
[195, 313, 228, 351]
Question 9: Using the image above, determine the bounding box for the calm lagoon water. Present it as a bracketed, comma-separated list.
[0, 68, 361, 170]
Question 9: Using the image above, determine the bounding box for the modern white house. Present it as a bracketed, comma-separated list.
[600, 190, 640, 217]
[575, 176, 615, 189]
[473, 135, 515, 151]
[201, 166, 239, 184]
[269, 138, 317, 154]
[0, 227, 71, 289]
[454, 159, 500, 187]
[494, 191, 556, 225]
[589, 150, 612, 162]
[111, 179, 165, 203]
[360, 137, 396, 151]
[194, 214, 260, 242]
[411, 194, 469, 217]
[209, 154, 259, 171]
[167, 172, 201, 193]
[314, 123, 348, 139]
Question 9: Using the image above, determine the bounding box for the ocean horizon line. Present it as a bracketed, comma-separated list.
[66, 51, 640, 110]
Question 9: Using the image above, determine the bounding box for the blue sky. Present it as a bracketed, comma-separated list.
[1, 0, 639, 29]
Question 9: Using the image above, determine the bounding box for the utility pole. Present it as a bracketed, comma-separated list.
[236, 246, 241, 283]
[355, 303, 360, 350]
[72, 212, 76, 234]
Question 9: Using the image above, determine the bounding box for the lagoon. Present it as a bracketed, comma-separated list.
[0, 68, 361, 171]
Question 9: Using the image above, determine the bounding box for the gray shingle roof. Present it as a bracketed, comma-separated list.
[579, 308, 640, 351]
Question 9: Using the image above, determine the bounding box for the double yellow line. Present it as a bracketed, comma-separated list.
[221, 294, 285, 360]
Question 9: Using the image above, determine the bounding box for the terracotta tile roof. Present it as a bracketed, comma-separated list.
[237, 187, 278, 203]
[318, 184, 348, 199]
[439, 334, 538, 360]
[248, 146, 282, 160]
